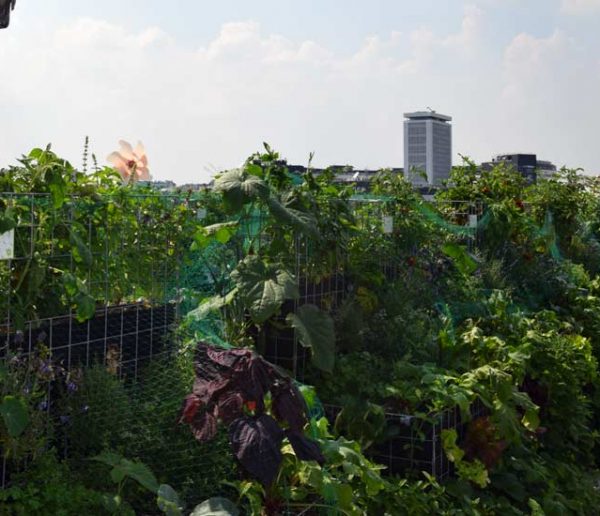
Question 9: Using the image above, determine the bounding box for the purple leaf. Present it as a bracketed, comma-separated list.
[271, 379, 307, 431]
[206, 345, 252, 371]
[216, 390, 245, 424]
[285, 430, 325, 464]
[193, 376, 231, 405]
[229, 414, 284, 485]
[248, 356, 274, 399]
[194, 345, 225, 378]
[191, 411, 218, 442]
[179, 394, 202, 424]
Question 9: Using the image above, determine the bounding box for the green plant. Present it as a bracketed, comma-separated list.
[1, 145, 205, 328]
[188, 145, 338, 371]
[0, 449, 106, 516]
[92, 451, 182, 516]
[59, 357, 238, 512]
[0, 344, 74, 467]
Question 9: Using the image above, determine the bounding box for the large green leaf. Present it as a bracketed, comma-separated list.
[266, 197, 319, 238]
[214, 169, 269, 210]
[92, 451, 123, 467]
[74, 291, 96, 322]
[188, 289, 238, 320]
[0, 210, 16, 235]
[231, 256, 298, 324]
[441, 243, 478, 275]
[118, 458, 160, 493]
[92, 453, 159, 493]
[287, 304, 335, 372]
[157, 484, 183, 516]
[70, 229, 93, 267]
[0, 396, 29, 438]
[191, 498, 239, 516]
[191, 222, 239, 251]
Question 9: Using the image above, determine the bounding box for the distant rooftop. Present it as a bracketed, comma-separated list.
[404, 111, 452, 122]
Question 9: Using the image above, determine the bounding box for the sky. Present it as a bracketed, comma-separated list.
[1, 0, 600, 184]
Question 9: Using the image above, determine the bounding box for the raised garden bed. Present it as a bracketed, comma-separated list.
[1, 302, 177, 378]
[324, 399, 488, 480]
[263, 272, 347, 379]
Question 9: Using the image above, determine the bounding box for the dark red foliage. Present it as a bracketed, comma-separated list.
[206, 346, 252, 370]
[285, 429, 325, 464]
[464, 416, 507, 470]
[271, 379, 308, 431]
[181, 342, 321, 485]
[191, 411, 218, 442]
[229, 415, 284, 486]
[179, 394, 202, 424]
[216, 391, 245, 424]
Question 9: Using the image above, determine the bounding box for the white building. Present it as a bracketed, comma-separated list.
[404, 111, 452, 186]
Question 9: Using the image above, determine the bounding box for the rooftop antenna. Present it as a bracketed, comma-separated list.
[426, 106, 435, 113]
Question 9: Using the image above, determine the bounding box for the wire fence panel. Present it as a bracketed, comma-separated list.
[0, 192, 207, 488]
[0, 192, 206, 371]
[324, 399, 488, 480]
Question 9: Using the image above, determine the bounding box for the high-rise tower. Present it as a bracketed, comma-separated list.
[404, 110, 452, 185]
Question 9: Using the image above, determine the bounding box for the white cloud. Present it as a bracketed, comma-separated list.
[561, 0, 600, 14]
[502, 30, 570, 99]
[498, 29, 600, 169]
[0, 5, 599, 183]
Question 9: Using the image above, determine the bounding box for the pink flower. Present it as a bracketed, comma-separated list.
[107, 140, 151, 183]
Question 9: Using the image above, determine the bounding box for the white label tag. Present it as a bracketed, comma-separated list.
[382, 215, 394, 234]
[0, 229, 15, 260]
[197, 208, 207, 220]
[468, 214, 478, 228]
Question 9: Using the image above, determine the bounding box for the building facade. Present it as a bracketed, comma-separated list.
[481, 154, 557, 182]
[404, 111, 452, 186]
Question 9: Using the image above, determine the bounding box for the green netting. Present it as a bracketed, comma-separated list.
[416, 201, 477, 236]
[537, 209, 562, 261]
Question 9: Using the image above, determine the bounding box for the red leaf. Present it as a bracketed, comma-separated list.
[285, 430, 324, 464]
[193, 376, 231, 405]
[206, 345, 252, 370]
[271, 380, 307, 431]
[216, 391, 245, 424]
[179, 394, 202, 424]
[229, 414, 284, 485]
[191, 411, 218, 442]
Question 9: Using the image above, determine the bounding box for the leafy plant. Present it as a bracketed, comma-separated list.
[92, 451, 182, 515]
[0, 449, 106, 516]
[180, 343, 324, 486]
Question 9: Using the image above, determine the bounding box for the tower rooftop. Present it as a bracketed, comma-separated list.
[404, 111, 452, 122]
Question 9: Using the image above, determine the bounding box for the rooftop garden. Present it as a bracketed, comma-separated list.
[2, 144, 600, 515]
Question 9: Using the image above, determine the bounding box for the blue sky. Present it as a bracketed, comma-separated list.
[1, 0, 600, 182]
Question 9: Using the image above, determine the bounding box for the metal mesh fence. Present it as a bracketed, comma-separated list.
[0, 192, 206, 367]
[0, 191, 207, 489]
[324, 398, 488, 481]
[0, 191, 513, 492]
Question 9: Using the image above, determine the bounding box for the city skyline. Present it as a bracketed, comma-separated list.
[1, 1, 599, 183]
